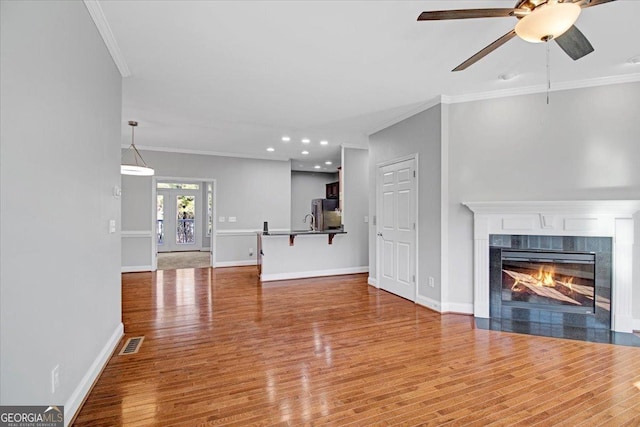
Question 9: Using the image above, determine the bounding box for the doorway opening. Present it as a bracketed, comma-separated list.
[154, 180, 215, 270]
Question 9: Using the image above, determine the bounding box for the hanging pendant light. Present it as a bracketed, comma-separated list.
[121, 121, 154, 176]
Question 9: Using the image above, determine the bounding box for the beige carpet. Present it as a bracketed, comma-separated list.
[157, 251, 211, 270]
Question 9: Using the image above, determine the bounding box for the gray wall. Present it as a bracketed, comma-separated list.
[121, 151, 291, 267]
[291, 171, 338, 230]
[122, 175, 153, 230]
[1, 0, 122, 414]
[447, 82, 640, 315]
[368, 105, 443, 302]
[121, 175, 153, 269]
[343, 148, 370, 268]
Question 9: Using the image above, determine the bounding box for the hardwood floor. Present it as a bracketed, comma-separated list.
[73, 267, 640, 426]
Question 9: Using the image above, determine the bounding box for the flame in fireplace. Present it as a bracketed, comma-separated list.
[503, 268, 582, 305]
[534, 266, 556, 287]
[564, 277, 574, 291]
[510, 267, 568, 290]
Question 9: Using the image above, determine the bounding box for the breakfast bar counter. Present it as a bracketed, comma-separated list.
[257, 230, 354, 282]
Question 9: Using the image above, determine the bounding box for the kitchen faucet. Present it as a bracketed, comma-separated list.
[303, 213, 316, 231]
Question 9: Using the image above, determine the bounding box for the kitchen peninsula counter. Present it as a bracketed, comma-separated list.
[258, 230, 364, 282]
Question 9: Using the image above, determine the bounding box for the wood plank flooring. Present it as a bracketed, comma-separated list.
[73, 267, 640, 426]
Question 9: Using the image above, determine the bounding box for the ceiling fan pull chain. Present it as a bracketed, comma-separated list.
[546, 41, 551, 105]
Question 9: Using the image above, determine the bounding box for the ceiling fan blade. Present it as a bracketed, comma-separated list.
[554, 26, 594, 60]
[452, 29, 517, 72]
[417, 8, 518, 21]
[579, 0, 617, 9]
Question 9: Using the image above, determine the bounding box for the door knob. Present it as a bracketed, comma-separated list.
[377, 232, 383, 237]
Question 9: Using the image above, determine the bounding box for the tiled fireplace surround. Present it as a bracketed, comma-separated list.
[463, 201, 640, 339]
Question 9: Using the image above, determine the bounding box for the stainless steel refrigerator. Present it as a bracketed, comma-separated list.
[311, 198, 340, 231]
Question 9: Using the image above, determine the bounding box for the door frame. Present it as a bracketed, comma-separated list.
[375, 154, 419, 300]
[152, 176, 217, 270]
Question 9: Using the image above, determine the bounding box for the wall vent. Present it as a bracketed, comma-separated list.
[119, 336, 144, 355]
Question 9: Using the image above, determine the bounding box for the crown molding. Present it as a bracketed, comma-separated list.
[84, 0, 131, 77]
[446, 72, 640, 104]
[367, 74, 639, 135]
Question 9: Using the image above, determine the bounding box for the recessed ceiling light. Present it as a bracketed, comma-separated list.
[314, 165, 321, 169]
[325, 161, 332, 165]
[301, 150, 309, 155]
[301, 138, 310, 144]
[628, 55, 640, 65]
[282, 136, 290, 142]
[266, 147, 275, 152]
[320, 140, 328, 145]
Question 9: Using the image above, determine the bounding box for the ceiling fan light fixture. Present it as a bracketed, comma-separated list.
[121, 121, 154, 176]
[514, 2, 581, 43]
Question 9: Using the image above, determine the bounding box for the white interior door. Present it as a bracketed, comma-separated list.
[157, 188, 200, 252]
[377, 158, 417, 301]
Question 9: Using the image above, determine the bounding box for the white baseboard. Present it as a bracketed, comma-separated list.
[415, 296, 473, 315]
[214, 260, 256, 268]
[633, 319, 640, 332]
[416, 295, 442, 312]
[441, 302, 474, 315]
[367, 276, 377, 287]
[121, 265, 153, 273]
[65, 322, 123, 426]
[261, 266, 368, 282]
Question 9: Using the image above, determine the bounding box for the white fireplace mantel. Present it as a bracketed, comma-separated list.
[463, 200, 640, 333]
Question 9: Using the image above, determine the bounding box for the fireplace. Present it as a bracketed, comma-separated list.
[463, 200, 640, 345]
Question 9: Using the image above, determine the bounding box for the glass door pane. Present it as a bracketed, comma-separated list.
[157, 195, 164, 245]
[176, 195, 195, 245]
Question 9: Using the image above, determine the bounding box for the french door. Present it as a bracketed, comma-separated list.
[157, 188, 201, 252]
[377, 157, 417, 301]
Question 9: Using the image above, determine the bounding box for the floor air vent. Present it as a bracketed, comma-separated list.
[119, 336, 144, 355]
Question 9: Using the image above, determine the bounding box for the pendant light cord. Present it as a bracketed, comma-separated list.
[124, 121, 149, 168]
[121, 120, 154, 175]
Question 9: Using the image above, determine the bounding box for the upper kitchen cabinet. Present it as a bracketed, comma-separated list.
[326, 181, 339, 199]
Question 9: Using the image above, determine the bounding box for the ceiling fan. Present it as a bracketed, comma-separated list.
[417, 0, 617, 71]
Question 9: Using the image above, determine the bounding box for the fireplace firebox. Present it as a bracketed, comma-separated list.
[501, 250, 597, 315]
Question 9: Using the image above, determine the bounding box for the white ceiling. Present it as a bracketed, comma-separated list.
[99, 0, 640, 172]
